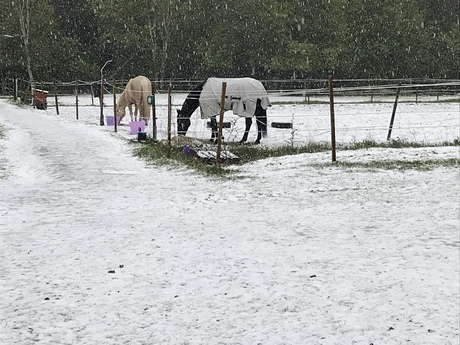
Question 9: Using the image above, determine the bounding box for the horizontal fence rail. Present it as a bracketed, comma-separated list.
[1, 77, 459, 100]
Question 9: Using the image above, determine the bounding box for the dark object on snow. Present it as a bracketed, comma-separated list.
[91, 82, 101, 98]
[91, 79, 110, 98]
[33, 89, 48, 110]
[271, 122, 293, 129]
[182, 145, 197, 157]
[137, 131, 147, 142]
[108, 270, 115, 273]
[207, 121, 231, 129]
[196, 150, 240, 165]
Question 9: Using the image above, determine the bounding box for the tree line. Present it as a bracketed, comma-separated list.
[0, 0, 459, 86]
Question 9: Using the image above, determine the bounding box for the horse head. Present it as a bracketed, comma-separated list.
[115, 106, 125, 120]
[176, 80, 206, 136]
[177, 109, 191, 135]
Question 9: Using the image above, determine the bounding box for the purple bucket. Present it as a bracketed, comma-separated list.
[182, 145, 197, 157]
[129, 121, 145, 135]
[106, 116, 121, 126]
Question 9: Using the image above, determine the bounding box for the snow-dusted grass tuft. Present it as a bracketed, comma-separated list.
[314, 158, 459, 171]
[0, 125, 6, 179]
[134, 138, 459, 176]
[133, 139, 233, 178]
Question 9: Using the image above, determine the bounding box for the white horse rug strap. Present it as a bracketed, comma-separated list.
[199, 77, 271, 119]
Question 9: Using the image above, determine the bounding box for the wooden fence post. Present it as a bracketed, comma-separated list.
[13, 76, 17, 101]
[216, 81, 227, 168]
[113, 82, 117, 133]
[328, 75, 336, 162]
[91, 83, 94, 106]
[99, 76, 104, 126]
[54, 80, 59, 115]
[75, 78, 79, 120]
[386, 86, 401, 140]
[167, 84, 172, 157]
[151, 82, 157, 141]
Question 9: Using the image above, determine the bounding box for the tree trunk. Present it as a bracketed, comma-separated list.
[17, 0, 34, 103]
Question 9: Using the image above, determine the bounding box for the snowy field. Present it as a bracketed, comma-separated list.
[0, 96, 459, 345]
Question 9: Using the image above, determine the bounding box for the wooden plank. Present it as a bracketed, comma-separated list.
[196, 150, 240, 163]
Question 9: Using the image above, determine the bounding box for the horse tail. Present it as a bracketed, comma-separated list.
[255, 98, 268, 137]
[258, 113, 268, 137]
[140, 93, 150, 122]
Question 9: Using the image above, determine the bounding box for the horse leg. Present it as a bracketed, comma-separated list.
[128, 104, 134, 122]
[240, 117, 252, 143]
[134, 104, 139, 122]
[255, 117, 262, 144]
[140, 102, 149, 126]
[254, 103, 267, 144]
[255, 131, 262, 144]
[210, 117, 218, 143]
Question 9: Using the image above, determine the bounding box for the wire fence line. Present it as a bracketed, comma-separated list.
[1, 77, 458, 146]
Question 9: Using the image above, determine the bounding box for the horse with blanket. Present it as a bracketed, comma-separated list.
[177, 77, 271, 144]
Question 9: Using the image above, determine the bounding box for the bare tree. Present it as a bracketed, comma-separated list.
[13, 0, 35, 102]
[147, 0, 177, 82]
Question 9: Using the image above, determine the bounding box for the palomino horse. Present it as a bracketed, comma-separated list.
[177, 77, 271, 144]
[116, 76, 152, 125]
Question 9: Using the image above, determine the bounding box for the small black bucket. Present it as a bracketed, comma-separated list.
[137, 131, 147, 142]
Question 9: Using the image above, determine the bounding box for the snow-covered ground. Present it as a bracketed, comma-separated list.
[0, 96, 459, 345]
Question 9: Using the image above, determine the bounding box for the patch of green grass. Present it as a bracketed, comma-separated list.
[222, 141, 331, 164]
[133, 139, 233, 178]
[313, 158, 459, 171]
[133, 137, 459, 177]
[225, 138, 459, 163]
[342, 138, 459, 150]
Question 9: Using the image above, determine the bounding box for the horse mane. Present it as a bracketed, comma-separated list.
[177, 80, 206, 118]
